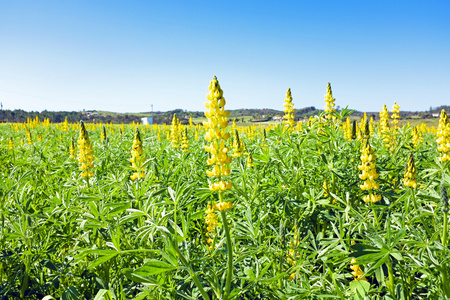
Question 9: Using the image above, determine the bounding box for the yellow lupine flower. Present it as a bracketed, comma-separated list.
[358, 139, 381, 203]
[246, 152, 254, 168]
[344, 118, 352, 141]
[69, 139, 76, 159]
[203, 76, 232, 192]
[171, 114, 181, 148]
[412, 126, 422, 148]
[324, 82, 337, 119]
[350, 258, 368, 281]
[25, 128, 32, 145]
[77, 121, 94, 178]
[205, 202, 219, 249]
[391, 102, 400, 127]
[232, 129, 245, 158]
[101, 125, 107, 142]
[436, 110, 450, 161]
[181, 127, 189, 153]
[283, 88, 296, 128]
[129, 128, 146, 180]
[9, 137, 14, 150]
[403, 152, 417, 188]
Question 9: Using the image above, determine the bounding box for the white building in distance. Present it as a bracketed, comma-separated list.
[141, 117, 153, 125]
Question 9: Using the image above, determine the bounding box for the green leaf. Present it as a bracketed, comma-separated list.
[133, 259, 177, 276]
[61, 286, 79, 300]
[93, 289, 113, 300]
[259, 272, 286, 283]
[350, 280, 370, 300]
[88, 254, 118, 269]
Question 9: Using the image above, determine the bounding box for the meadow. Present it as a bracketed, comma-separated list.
[1, 78, 450, 300]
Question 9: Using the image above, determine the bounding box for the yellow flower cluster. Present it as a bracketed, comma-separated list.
[350, 258, 367, 281]
[213, 201, 233, 212]
[203, 76, 232, 192]
[171, 114, 181, 148]
[362, 115, 370, 139]
[287, 233, 300, 266]
[391, 102, 400, 127]
[436, 110, 450, 162]
[324, 83, 336, 119]
[343, 118, 352, 141]
[232, 129, 246, 157]
[130, 128, 146, 180]
[403, 152, 417, 188]
[359, 113, 367, 137]
[69, 139, 76, 159]
[181, 128, 189, 153]
[246, 152, 254, 168]
[358, 139, 381, 203]
[205, 202, 218, 249]
[8, 137, 14, 150]
[25, 128, 32, 145]
[379, 104, 396, 151]
[77, 122, 94, 178]
[412, 126, 422, 148]
[62, 117, 69, 131]
[369, 116, 375, 135]
[101, 125, 107, 142]
[379, 104, 390, 136]
[283, 88, 296, 128]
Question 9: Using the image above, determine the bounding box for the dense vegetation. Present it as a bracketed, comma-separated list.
[1, 104, 450, 299]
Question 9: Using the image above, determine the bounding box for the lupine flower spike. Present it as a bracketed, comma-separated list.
[403, 152, 417, 188]
[69, 139, 77, 159]
[203, 76, 233, 192]
[25, 128, 32, 145]
[101, 125, 107, 142]
[171, 114, 181, 148]
[351, 121, 357, 140]
[358, 139, 381, 203]
[246, 152, 254, 168]
[205, 203, 218, 250]
[344, 118, 352, 141]
[130, 128, 146, 180]
[283, 88, 296, 128]
[436, 110, 450, 162]
[77, 121, 95, 178]
[350, 258, 367, 281]
[412, 126, 422, 148]
[181, 128, 189, 153]
[391, 102, 400, 127]
[324, 83, 337, 120]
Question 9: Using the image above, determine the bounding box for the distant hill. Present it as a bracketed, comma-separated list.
[1, 105, 448, 124]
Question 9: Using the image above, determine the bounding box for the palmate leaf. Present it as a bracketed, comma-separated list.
[349, 280, 370, 300]
[61, 286, 79, 300]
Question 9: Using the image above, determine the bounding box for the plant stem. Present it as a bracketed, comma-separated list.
[372, 204, 380, 230]
[386, 257, 397, 300]
[220, 194, 233, 300]
[441, 211, 450, 298]
[171, 238, 210, 300]
[442, 211, 448, 247]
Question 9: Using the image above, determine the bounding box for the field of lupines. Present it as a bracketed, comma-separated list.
[1, 76, 450, 300]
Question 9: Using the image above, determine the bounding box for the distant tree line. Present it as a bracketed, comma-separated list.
[1, 105, 447, 124]
[351, 105, 450, 120]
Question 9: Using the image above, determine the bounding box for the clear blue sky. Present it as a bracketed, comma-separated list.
[0, 1, 449, 113]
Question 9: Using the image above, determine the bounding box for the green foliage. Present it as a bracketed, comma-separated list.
[0, 117, 449, 299]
